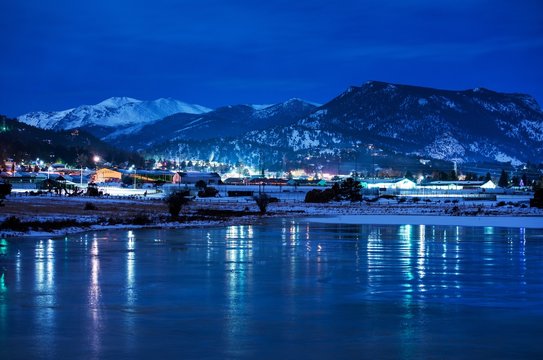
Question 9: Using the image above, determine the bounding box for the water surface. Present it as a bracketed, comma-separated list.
[1, 220, 542, 359]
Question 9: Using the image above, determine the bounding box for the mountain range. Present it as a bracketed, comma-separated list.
[18, 97, 211, 139]
[15, 81, 543, 173]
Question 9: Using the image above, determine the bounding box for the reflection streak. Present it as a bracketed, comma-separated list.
[224, 225, 254, 356]
[34, 239, 56, 357]
[88, 236, 102, 359]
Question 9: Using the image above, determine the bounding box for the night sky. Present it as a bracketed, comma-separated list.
[1, 0, 542, 117]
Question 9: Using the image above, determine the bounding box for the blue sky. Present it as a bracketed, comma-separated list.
[1, 0, 542, 116]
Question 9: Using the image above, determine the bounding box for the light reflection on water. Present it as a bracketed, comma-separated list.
[0, 221, 542, 359]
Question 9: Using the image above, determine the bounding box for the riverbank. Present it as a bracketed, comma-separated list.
[1, 194, 542, 237]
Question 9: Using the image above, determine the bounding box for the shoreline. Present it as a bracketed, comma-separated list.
[1, 194, 542, 237]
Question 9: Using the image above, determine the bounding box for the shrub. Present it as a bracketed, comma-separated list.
[198, 186, 219, 198]
[0, 182, 12, 199]
[0, 216, 27, 232]
[412, 197, 421, 203]
[84, 202, 97, 210]
[450, 205, 461, 215]
[530, 189, 543, 208]
[379, 194, 396, 200]
[496, 201, 506, 207]
[195, 180, 207, 190]
[165, 190, 191, 217]
[131, 213, 152, 225]
[254, 193, 272, 214]
[304, 189, 335, 203]
[86, 183, 100, 196]
[336, 178, 362, 202]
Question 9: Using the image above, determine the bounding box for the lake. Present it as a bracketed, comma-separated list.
[1, 219, 542, 359]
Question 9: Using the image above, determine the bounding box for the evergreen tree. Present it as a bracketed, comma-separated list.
[498, 170, 509, 188]
[485, 172, 492, 182]
[522, 173, 528, 187]
[165, 190, 191, 218]
[464, 172, 477, 181]
[405, 170, 414, 180]
[449, 170, 458, 181]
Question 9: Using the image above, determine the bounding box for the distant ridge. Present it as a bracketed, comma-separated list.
[17, 97, 212, 130]
[14, 81, 543, 169]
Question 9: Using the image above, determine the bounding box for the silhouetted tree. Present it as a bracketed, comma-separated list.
[449, 170, 458, 181]
[165, 190, 191, 217]
[522, 173, 528, 187]
[485, 172, 492, 182]
[195, 180, 207, 190]
[198, 186, 218, 198]
[0, 182, 12, 200]
[464, 172, 478, 181]
[254, 193, 272, 214]
[498, 170, 509, 188]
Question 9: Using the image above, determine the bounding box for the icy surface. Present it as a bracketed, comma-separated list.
[307, 214, 543, 228]
[1, 221, 543, 359]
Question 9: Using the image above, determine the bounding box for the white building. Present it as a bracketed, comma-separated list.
[360, 178, 417, 190]
[421, 180, 496, 190]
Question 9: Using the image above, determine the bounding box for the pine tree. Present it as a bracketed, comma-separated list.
[498, 170, 509, 188]
[449, 170, 458, 181]
[522, 173, 528, 187]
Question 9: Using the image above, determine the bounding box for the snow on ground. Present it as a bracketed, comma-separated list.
[1, 191, 542, 237]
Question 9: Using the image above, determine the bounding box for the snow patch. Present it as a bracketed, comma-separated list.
[520, 119, 543, 142]
[249, 104, 273, 110]
[423, 134, 465, 160]
[494, 152, 523, 166]
[97, 97, 140, 107]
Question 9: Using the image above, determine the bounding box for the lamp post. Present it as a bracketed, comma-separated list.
[93, 155, 100, 183]
[133, 167, 137, 189]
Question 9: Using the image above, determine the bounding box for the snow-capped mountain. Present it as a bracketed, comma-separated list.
[14, 82, 543, 172]
[17, 97, 211, 132]
[148, 81, 543, 170]
[243, 81, 543, 164]
[108, 98, 318, 148]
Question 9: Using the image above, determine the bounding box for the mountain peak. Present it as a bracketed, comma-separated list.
[18, 97, 211, 131]
[282, 98, 321, 107]
[97, 97, 140, 107]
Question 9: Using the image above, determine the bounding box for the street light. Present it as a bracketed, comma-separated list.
[93, 156, 100, 183]
[131, 165, 137, 189]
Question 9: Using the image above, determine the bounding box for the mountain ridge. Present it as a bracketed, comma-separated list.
[144, 81, 543, 170]
[17, 97, 212, 131]
[14, 82, 543, 171]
